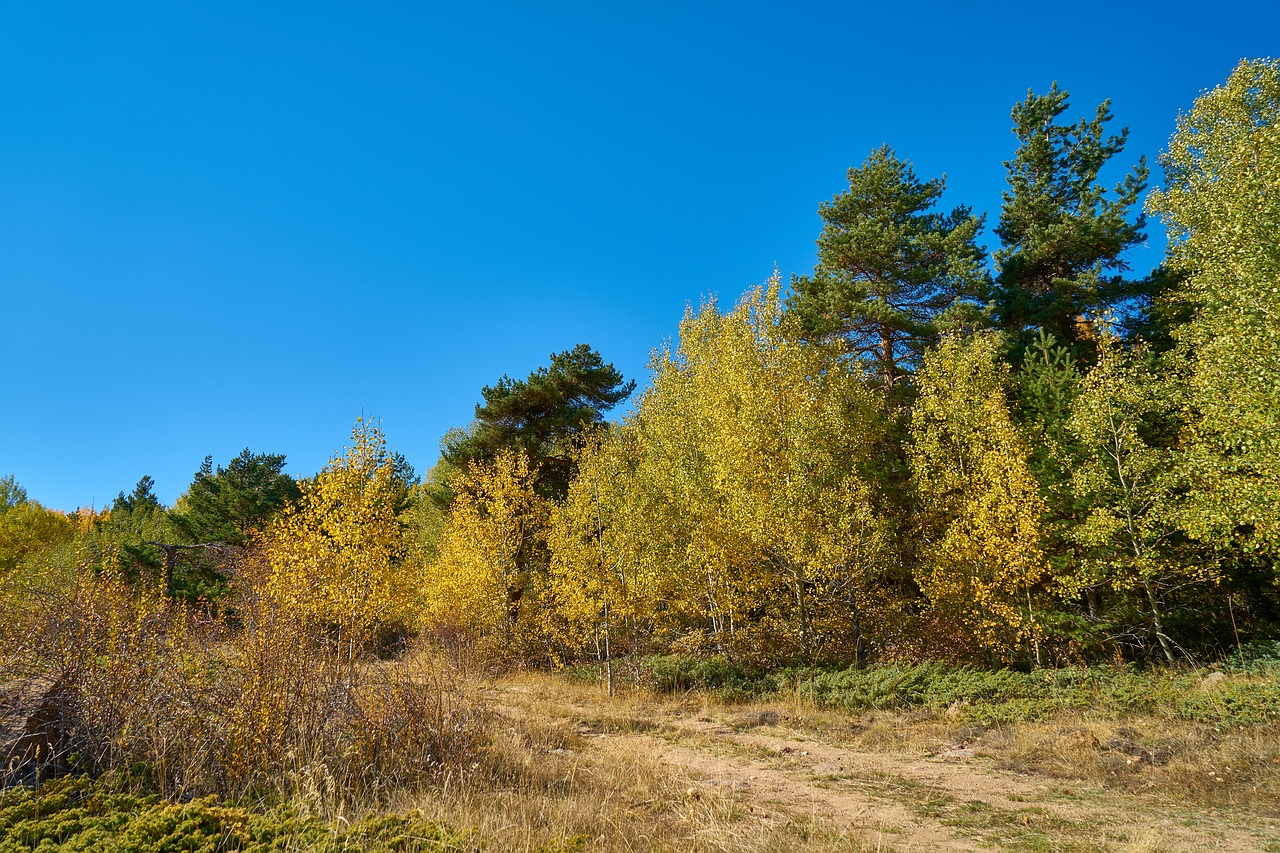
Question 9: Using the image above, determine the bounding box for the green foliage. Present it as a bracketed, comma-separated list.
[1017, 331, 1082, 452]
[1174, 679, 1280, 728]
[91, 477, 174, 585]
[993, 83, 1149, 357]
[402, 465, 453, 565]
[644, 654, 1280, 730]
[443, 344, 635, 500]
[803, 662, 1038, 713]
[643, 654, 750, 692]
[1148, 58, 1280, 560]
[0, 776, 476, 853]
[0, 475, 28, 513]
[170, 450, 301, 547]
[641, 655, 809, 702]
[1064, 338, 1200, 661]
[1014, 334, 1089, 632]
[1221, 640, 1280, 675]
[788, 146, 988, 391]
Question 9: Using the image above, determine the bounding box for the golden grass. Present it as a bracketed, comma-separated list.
[429, 671, 1280, 851]
[390, 673, 886, 852]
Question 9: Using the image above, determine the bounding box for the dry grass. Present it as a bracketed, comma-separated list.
[0, 565, 489, 813]
[985, 713, 1280, 812]
[7, 568, 1280, 853]
[393, 674, 886, 852]
[652, 675, 1280, 820]
[433, 671, 1280, 852]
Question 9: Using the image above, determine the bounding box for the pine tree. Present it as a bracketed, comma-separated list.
[993, 84, 1148, 357]
[443, 344, 635, 499]
[788, 146, 988, 392]
[170, 450, 300, 546]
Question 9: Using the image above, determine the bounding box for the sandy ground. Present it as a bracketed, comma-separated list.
[487, 679, 1280, 852]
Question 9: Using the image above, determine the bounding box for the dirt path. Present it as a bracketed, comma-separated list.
[486, 680, 1280, 852]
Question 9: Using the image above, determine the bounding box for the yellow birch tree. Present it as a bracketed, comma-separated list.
[259, 418, 409, 654]
[550, 278, 891, 664]
[421, 450, 551, 656]
[909, 332, 1048, 660]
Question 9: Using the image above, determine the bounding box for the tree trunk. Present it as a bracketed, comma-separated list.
[880, 327, 897, 390]
[1142, 579, 1177, 664]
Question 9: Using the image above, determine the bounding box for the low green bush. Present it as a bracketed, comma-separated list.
[641, 655, 809, 701]
[1174, 679, 1280, 728]
[0, 777, 476, 853]
[641, 654, 1280, 729]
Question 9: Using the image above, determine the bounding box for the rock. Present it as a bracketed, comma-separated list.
[939, 747, 975, 759]
[1198, 671, 1228, 692]
[1, 677, 72, 785]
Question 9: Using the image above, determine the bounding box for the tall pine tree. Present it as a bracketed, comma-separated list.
[788, 146, 988, 392]
[993, 84, 1148, 357]
[443, 344, 635, 500]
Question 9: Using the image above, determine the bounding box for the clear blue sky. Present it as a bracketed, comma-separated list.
[3, 1, 1276, 511]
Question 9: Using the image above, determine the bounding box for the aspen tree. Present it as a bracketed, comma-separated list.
[910, 332, 1048, 660]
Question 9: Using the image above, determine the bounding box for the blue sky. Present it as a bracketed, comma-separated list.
[3, 1, 1277, 510]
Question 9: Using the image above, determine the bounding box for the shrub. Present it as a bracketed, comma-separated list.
[1, 550, 489, 810]
[0, 775, 477, 852]
[641, 654, 1280, 730]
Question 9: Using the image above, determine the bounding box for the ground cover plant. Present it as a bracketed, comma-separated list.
[0, 776, 475, 853]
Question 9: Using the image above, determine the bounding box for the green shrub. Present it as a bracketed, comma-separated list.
[0, 776, 476, 853]
[643, 655, 744, 691]
[800, 662, 1051, 712]
[643, 654, 1280, 730]
[1174, 679, 1280, 728]
[640, 655, 811, 702]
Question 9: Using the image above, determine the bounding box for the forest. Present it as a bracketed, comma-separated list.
[0, 58, 1277, 851]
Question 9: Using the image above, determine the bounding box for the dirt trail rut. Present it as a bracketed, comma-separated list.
[487, 681, 1280, 852]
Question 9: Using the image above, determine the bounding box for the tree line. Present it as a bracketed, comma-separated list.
[2, 59, 1276, 670]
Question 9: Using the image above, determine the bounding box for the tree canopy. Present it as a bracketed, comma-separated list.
[788, 146, 988, 391]
[993, 84, 1148, 357]
[1148, 58, 1280, 559]
[170, 449, 301, 547]
[442, 344, 635, 499]
[8, 59, 1280, 670]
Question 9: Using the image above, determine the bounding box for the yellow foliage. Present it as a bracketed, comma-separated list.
[910, 332, 1048, 659]
[0, 500, 75, 574]
[421, 450, 551, 652]
[547, 428, 689, 659]
[549, 277, 891, 663]
[258, 418, 409, 645]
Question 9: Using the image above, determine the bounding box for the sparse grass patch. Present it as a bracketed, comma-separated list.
[983, 712, 1280, 814]
[427, 673, 890, 851]
[938, 799, 1106, 852]
[636, 658, 1280, 822]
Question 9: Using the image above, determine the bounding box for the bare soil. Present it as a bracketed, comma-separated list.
[485, 676, 1280, 852]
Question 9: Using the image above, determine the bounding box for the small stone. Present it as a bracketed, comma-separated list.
[1199, 672, 1228, 692]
